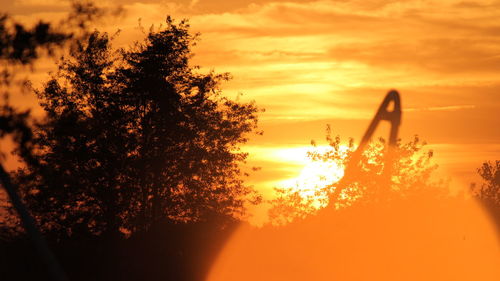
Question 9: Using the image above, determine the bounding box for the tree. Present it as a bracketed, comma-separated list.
[0, 8, 73, 238]
[15, 17, 261, 239]
[0, 4, 111, 280]
[472, 160, 500, 224]
[268, 128, 444, 225]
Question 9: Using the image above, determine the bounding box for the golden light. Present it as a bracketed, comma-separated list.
[278, 160, 343, 207]
[207, 190, 500, 281]
[208, 85, 500, 281]
[274, 145, 348, 208]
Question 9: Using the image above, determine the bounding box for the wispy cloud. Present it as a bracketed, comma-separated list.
[406, 105, 476, 112]
[4, 0, 500, 202]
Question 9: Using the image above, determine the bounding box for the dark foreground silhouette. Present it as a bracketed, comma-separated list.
[1, 219, 237, 281]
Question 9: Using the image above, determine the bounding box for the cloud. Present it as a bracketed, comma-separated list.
[4, 0, 500, 195]
[327, 38, 500, 74]
[406, 105, 476, 112]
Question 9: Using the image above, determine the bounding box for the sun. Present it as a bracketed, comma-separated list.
[280, 160, 345, 191]
[276, 145, 347, 208]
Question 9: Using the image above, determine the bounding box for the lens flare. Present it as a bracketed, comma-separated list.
[207, 191, 500, 281]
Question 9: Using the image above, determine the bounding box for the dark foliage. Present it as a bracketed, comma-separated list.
[15, 17, 260, 240]
[0, 14, 69, 65]
[0, 3, 260, 280]
[0, 3, 110, 281]
[0, 0, 122, 237]
[0, 4, 77, 240]
[472, 160, 500, 226]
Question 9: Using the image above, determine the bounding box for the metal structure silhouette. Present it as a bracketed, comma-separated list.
[358, 89, 401, 149]
[332, 90, 402, 199]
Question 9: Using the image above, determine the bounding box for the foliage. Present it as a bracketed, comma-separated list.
[0, 1, 126, 242]
[269, 127, 443, 226]
[0, 15, 69, 66]
[0, 6, 78, 238]
[472, 160, 500, 222]
[15, 17, 261, 239]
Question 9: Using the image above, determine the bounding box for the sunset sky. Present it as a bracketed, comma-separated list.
[3, 0, 500, 223]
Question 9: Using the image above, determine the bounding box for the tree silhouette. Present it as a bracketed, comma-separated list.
[0, 3, 110, 280]
[269, 129, 444, 225]
[472, 160, 500, 225]
[0, 4, 74, 240]
[15, 17, 261, 240]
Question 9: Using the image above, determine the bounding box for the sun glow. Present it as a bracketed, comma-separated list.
[279, 160, 344, 191]
[276, 145, 348, 208]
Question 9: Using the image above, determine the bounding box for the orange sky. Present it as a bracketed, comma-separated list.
[2, 0, 500, 223]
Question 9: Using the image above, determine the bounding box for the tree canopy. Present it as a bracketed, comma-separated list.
[15, 17, 261, 239]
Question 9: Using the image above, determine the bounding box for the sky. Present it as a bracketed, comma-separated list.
[2, 0, 500, 223]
